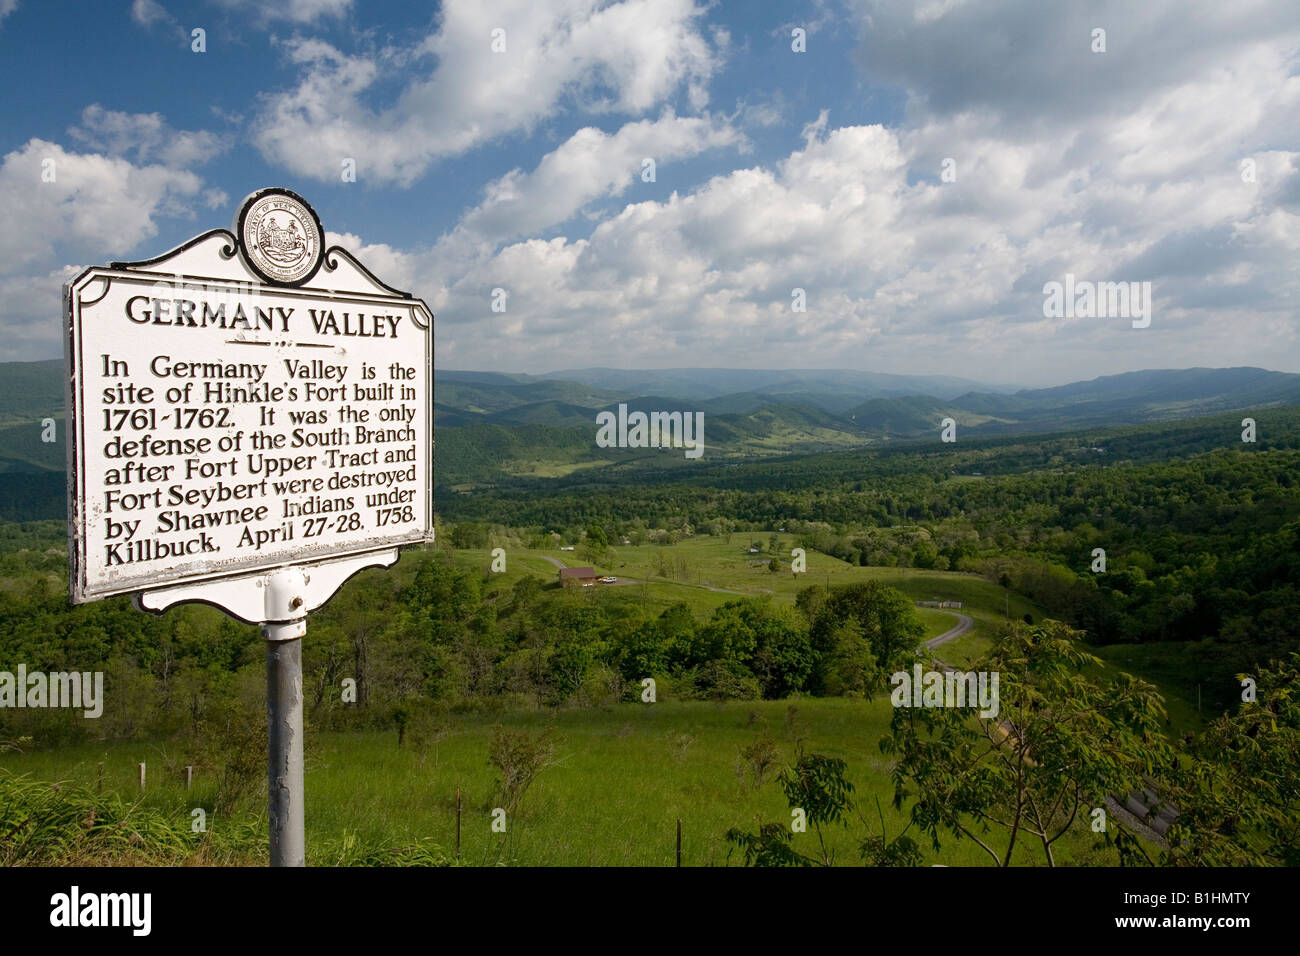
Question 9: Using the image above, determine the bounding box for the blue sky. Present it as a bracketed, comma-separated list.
[0, 0, 886, 249]
[1, 0, 1298, 385]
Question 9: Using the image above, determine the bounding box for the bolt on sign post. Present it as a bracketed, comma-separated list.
[63, 188, 434, 866]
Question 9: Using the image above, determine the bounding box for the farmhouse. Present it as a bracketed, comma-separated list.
[558, 567, 599, 588]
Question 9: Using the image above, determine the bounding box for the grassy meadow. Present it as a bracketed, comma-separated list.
[462, 534, 1044, 619]
[1, 698, 1126, 867]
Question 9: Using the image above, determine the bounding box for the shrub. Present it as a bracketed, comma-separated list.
[488, 725, 559, 812]
[664, 729, 695, 764]
[737, 730, 781, 790]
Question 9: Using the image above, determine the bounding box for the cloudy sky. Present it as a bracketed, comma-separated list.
[1, 0, 1298, 386]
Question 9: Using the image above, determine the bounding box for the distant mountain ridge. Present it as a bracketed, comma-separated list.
[435, 366, 1300, 481]
[534, 366, 1011, 402]
[945, 367, 1300, 431]
[3, 362, 1298, 487]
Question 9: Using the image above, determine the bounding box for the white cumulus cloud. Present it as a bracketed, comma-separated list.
[250, 0, 722, 186]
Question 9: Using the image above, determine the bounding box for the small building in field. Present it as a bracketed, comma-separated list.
[558, 567, 599, 588]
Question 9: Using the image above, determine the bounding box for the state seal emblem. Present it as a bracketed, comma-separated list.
[235, 188, 325, 286]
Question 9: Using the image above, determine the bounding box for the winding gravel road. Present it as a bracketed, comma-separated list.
[923, 612, 973, 650]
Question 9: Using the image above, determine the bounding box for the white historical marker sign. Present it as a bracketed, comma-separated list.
[63, 187, 433, 866]
[64, 188, 433, 610]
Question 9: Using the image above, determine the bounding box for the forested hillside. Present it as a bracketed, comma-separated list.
[0, 359, 63, 426]
[440, 407, 1300, 709]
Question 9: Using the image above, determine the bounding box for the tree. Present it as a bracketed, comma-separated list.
[698, 600, 761, 668]
[808, 581, 923, 696]
[795, 584, 827, 624]
[549, 637, 594, 700]
[726, 746, 921, 867]
[1151, 652, 1300, 866]
[449, 522, 489, 549]
[912, 541, 939, 569]
[581, 524, 609, 564]
[718, 599, 814, 698]
[607, 609, 662, 682]
[822, 619, 882, 697]
[656, 603, 702, 670]
[392, 704, 411, 748]
[881, 620, 1171, 866]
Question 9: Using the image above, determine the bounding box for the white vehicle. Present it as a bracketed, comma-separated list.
[600, 576, 617, 583]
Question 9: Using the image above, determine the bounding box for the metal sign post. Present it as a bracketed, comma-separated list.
[264, 568, 307, 868]
[137, 552, 397, 864]
[65, 187, 433, 866]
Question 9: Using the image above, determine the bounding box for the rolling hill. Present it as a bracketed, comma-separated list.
[537, 366, 1011, 402]
[954, 367, 1300, 425]
[2, 360, 1298, 494]
[0, 359, 64, 426]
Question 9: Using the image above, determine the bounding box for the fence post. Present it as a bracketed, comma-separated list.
[676, 818, 682, 867]
[456, 788, 462, 862]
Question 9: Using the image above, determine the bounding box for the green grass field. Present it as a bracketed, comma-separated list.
[0, 698, 1123, 866]
[467, 534, 1046, 619]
